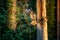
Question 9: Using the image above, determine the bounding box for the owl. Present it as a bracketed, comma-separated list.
[29, 10, 37, 26]
[25, 8, 37, 26]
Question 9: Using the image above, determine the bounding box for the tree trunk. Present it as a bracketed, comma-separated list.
[42, 0, 48, 40]
[7, 0, 16, 30]
[57, 0, 60, 40]
[36, 0, 43, 40]
[36, 0, 48, 40]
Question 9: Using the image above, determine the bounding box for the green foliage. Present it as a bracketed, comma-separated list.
[16, 1, 36, 39]
[29, 0, 36, 12]
[46, 0, 56, 40]
[0, 0, 56, 40]
[0, 0, 36, 40]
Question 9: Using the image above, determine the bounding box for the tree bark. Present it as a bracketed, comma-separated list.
[57, 0, 60, 40]
[42, 0, 48, 40]
[36, 0, 43, 40]
[36, 0, 48, 40]
[7, 0, 16, 30]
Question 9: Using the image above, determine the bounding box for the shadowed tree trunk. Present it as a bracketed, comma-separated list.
[57, 0, 60, 40]
[36, 0, 43, 40]
[7, 0, 16, 30]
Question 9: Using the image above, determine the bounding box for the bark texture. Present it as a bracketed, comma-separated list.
[36, 0, 48, 40]
[8, 0, 16, 30]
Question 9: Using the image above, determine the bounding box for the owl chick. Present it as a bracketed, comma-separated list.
[29, 10, 37, 26]
[25, 8, 37, 26]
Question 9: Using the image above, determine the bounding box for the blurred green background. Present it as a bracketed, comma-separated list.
[0, 0, 57, 40]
